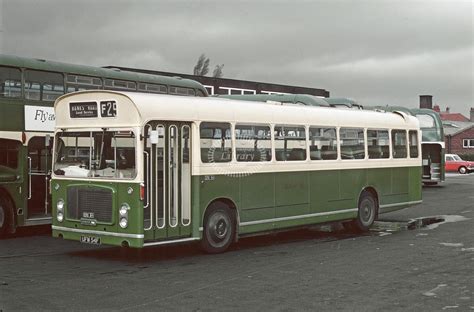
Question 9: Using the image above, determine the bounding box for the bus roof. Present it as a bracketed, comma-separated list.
[215, 94, 330, 107]
[55, 91, 420, 131]
[0, 54, 207, 93]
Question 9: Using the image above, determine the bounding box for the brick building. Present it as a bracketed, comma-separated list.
[442, 108, 474, 157]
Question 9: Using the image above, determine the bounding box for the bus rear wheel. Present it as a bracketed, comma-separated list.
[201, 202, 235, 254]
[0, 197, 11, 238]
[350, 191, 377, 232]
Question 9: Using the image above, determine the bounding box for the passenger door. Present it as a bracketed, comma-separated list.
[26, 136, 52, 220]
[143, 122, 192, 241]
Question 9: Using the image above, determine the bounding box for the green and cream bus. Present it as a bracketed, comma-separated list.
[51, 91, 422, 253]
[0, 54, 208, 237]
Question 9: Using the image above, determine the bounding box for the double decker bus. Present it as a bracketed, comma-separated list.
[51, 91, 422, 253]
[0, 54, 208, 237]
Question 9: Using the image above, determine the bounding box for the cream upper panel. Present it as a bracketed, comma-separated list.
[54, 91, 141, 129]
[55, 91, 419, 130]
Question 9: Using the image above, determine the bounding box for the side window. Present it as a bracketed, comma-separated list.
[309, 127, 337, 160]
[367, 130, 389, 159]
[169, 86, 196, 96]
[0, 139, 21, 169]
[274, 125, 306, 161]
[25, 70, 64, 101]
[446, 156, 453, 161]
[0, 66, 22, 98]
[137, 83, 167, 94]
[340, 128, 365, 159]
[235, 124, 271, 162]
[200, 122, 232, 163]
[104, 79, 136, 91]
[409, 130, 419, 158]
[66, 74, 102, 92]
[392, 130, 407, 158]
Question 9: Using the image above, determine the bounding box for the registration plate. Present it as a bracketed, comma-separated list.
[80, 235, 101, 245]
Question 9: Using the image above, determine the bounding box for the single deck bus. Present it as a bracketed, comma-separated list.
[366, 106, 445, 185]
[0, 54, 208, 237]
[220, 95, 444, 186]
[51, 91, 422, 253]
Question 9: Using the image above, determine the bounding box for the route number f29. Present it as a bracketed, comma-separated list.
[100, 101, 117, 118]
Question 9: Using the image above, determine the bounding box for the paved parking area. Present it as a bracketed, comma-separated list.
[0, 174, 473, 311]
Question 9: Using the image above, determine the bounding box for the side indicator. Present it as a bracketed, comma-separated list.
[140, 183, 145, 201]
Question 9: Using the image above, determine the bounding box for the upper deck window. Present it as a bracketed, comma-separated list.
[415, 114, 435, 128]
[169, 86, 196, 96]
[138, 82, 167, 94]
[67, 74, 102, 92]
[25, 70, 64, 101]
[104, 79, 136, 91]
[0, 66, 21, 98]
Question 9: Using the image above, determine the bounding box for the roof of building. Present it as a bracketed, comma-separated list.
[443, 120, 474, 136]
[439, 112, 470, 122]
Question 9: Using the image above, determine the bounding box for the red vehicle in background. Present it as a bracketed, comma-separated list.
[445, 154, 474, 174]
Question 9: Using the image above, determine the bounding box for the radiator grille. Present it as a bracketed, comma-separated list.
[67, 187, 113, 223]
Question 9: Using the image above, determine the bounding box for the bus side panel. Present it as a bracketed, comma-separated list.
[274, 171, 309, 218]
[367, 167, 392, 206]
[198, 174, 240, 224]
[409, 166, 423, 202]
[339, 169, 367, 207]
[239, 172, 275, 222]
[309, 169, 339, 213]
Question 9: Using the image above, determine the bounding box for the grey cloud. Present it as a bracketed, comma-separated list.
[1, 0, 472, 114]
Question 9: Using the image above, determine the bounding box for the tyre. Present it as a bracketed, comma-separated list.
[0, 197, 11, 238]
[423, 182, 438, 186]
[458, 166, 467, 174]
[353, 191, 377, 232]
[201, 202, 235, 254]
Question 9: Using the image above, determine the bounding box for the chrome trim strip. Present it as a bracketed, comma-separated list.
[240, 208, 358, 227]
[25, 217, 52, 226]
[379, 200, 423, 209]
[52, 225, 144, 239]
[143, 237, 199, 247]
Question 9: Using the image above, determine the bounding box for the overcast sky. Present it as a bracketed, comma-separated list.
[1, 0, 472, 115]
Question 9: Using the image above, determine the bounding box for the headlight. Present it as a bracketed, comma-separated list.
[56, 199, 65, 222]
[57, 199, 64, 212]
[119, 203, 129, 228]
[119, 217, 128, 228]
[119, 205, 128, 217]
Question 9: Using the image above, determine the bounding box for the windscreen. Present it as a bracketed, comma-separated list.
[54, 130, 136, 179]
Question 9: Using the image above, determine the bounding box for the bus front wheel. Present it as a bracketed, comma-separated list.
[201, 202, 235, 254]
[352, 191, 377, 232]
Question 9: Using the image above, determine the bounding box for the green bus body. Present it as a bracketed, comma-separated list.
[0, 55, 207, 235]
[52, 167, 421, 248]
[51, 91, 422, 251]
